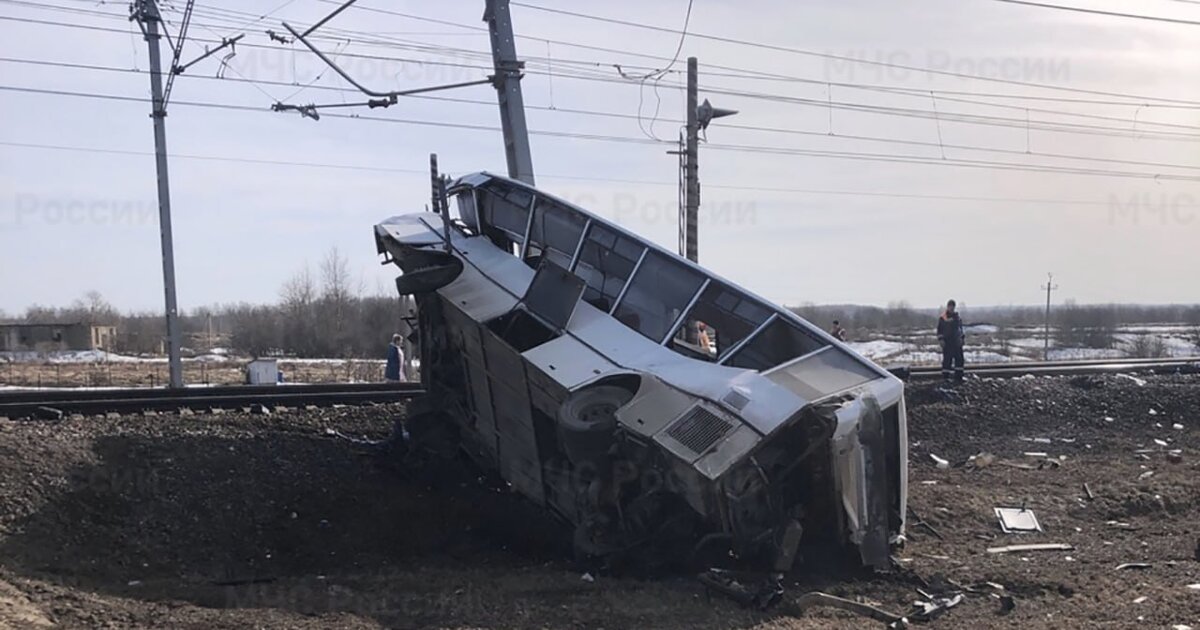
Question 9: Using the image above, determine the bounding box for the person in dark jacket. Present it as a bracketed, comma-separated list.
[830, 320, 847, 342]
[384, 334, 405, 382]
[936, 299, 965, 383]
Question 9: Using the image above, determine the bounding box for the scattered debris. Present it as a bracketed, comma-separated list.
[1114, 374, 1147, 387]
[1173, 423, 1184, 430]
[967, 452, 996, 469]
[995, 507, 1043, 534]
[1115, 563, 1152, 571]
[1132, 596, 1148, 604]
[698, 569, 783, 610]
[910, 593, 963, 621]
[1149, 408, 1158, 416]
[1188, 584, 1200, 591]
[907, 507, 945, 541]
[929, 453, 950, 469]
[1138, 471, 1155, 480]
[34, 406, 63, 421]
[249, 403, 271, 415]
[1083, 483, 1095, 500]
[789, 591, 908, 627]
[1154, 439, 1169, 447]
[580, 572, 594, 583]
[987, 543, 1073, 554]
[1022, 451, 1049, 458]
[1167, 452, 1184, 464]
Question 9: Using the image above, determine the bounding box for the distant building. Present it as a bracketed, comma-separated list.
[0, 323, 117, 352]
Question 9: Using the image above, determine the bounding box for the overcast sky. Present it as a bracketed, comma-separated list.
[1, 0, 1198, 316]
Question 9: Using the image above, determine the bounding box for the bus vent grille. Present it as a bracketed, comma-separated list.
[666, 406, 734, 456]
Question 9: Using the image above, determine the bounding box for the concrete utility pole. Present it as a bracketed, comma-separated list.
[133, 0, 183, 388]
[677, 57, 736, 264]
[683, 57, 699, 263]
[484, 0, 535, 185]
[1042, 272, 1058, 361]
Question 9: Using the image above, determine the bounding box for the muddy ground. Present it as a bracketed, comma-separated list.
[0, 373, 1198, 628]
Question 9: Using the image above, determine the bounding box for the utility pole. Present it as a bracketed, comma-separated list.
[1042, 272, 1058, 361]
[683, 57, 699, 263]
[676, 57, 736, 263]
[133, 0, 183, 388]
[484, 0, 535, 185]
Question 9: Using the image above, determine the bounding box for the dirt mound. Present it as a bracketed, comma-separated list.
[0, 577, 52, 629]
[0, 373, 1197, 628]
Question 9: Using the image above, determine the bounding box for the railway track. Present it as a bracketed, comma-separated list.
[0, 382, 425, 419]
[1, 356, 1196, 418]
[896, 356, 1200, 380]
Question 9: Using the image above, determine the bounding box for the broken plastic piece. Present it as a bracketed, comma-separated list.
[986, 543, 1073, 554]
[995, 507, 1043, 534]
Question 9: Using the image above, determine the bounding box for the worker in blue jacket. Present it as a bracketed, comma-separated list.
[936, 299, 965, 384]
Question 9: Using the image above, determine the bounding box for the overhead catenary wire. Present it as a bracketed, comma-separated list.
[504, 1, 1200, 102]
[5, 13, 1200, 147]
[17, 0, 1200, 112]
[4, 83, 1200, 182]
[16, 0, 1200, 121]
[5, 139, 1195, 209]
[988, 0, 1200, 26]
[6, 56, 1200, 174]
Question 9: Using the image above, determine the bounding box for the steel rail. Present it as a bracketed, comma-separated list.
[0, 382, 424, 418]
[893, 357, 1200, 381]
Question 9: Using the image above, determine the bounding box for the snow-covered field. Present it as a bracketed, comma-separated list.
[846, 323, 1199, 366]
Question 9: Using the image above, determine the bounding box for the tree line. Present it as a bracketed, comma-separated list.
[8, 249, 409, 360]
[5, 260, 1198, 358]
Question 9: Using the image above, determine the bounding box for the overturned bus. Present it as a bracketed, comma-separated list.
[376, 172, 907, 571]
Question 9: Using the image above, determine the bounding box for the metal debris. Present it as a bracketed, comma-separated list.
[995, 507, 1043, 534]
[698, 569, 783, 610]
[789, 591, 908, 627]
[986, 543, 1073, 554]
[910, 593, 963, 621]
[1115, 563, 1152, 571]
[1083, 482, 1095, 500]
[929, 453, 950, 469]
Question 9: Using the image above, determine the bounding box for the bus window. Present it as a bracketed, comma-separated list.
[670, 282, 772, 362]
[612, 251, 705, 342]
[528, 200, 586, 269]
[574, 224, 645, 308]
[725, 317, 829, 371]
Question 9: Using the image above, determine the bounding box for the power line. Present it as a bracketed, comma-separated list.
[5, 83, 1200, 182]
[7, 56, 1200, 173]
[989, 0, 1200, 26]
[20, 0, 1200, 113]
[506, 1, 1200, 103]
[16, 0, 1200, 123]
[6, 139, 1194, 208]
[6, 11, 1200, 146]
